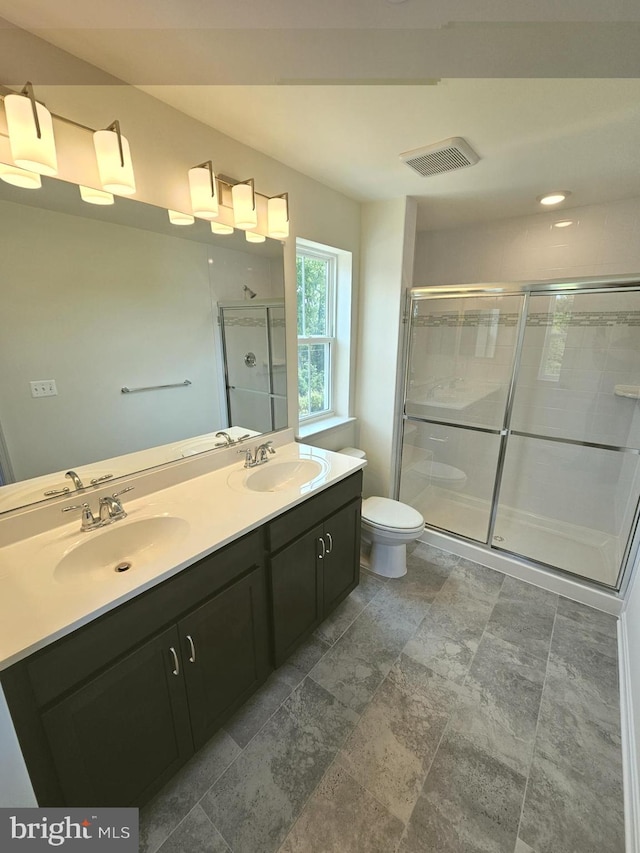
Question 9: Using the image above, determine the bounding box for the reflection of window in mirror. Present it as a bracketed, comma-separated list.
[461, 308, 499, 358]
[296, 238, 353, 430]
[538, 294, 574, 381]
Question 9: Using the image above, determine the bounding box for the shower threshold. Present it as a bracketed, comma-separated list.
[414, 488, 621, 588]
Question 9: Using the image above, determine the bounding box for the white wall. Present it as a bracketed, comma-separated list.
[355, 197, 416, 497]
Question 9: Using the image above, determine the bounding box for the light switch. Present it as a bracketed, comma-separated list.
[30, 380, 58, 398]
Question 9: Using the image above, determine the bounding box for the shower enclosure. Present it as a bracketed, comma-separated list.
[396, 279, 640, 590]
[219, 301, 287, 434]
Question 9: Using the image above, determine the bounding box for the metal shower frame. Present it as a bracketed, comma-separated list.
[393, 274, 640, 596]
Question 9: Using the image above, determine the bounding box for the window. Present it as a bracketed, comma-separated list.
[297, 248, 336, 420]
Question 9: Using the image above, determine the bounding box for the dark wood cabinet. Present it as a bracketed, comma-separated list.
[180, 565, 268, 749]
[271, 523, 324, 664]
[268, 472, 362, 665]
[41, 625, 192, 807]
[1, 530, 270, 807]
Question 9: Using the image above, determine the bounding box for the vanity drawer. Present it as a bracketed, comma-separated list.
[267, 470, 362, 553]
[23, 529, 264, 708]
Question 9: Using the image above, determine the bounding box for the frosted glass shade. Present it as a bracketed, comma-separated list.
[245, 231, 266, 243]
[211, 221, 234, 235]
[4, 93, 57, 176]
[168, 209, 195, 225]
[188, 165, 218, 219]
[93, 129, 136, 195]
[80, 185, 114, 205]
[267, 196, 289, 239]
[0, 162, 41, 188]
[232, 182, 257, 230]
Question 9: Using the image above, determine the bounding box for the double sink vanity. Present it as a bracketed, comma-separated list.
[0, 430, 365, 808]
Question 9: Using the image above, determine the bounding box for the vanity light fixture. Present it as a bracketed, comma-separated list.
[245, 231, 266, 243]
[267, 193, 289, 239]
[3, 82, 58, 176]
[0, 162, 42, 188]
[538, 191, 571, 206]
[93, 120, 136, 195]
[231, 178, 257, 230]
[168, 209, 195, 225]
[211, 221, 234, 235]
[188, 161, 219, 220]
[79, 185, 115, 205]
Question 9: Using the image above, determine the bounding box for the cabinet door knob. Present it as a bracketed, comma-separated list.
[169, 646, 180, 676]
[325, 532, 333, 554]
[186, 634, 196, 664]
[318, 536, 326, 560]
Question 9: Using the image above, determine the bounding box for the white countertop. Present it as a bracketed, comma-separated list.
[0, 441, 365, 671]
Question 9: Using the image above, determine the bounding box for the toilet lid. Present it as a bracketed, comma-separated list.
[362, 497, 424, 530]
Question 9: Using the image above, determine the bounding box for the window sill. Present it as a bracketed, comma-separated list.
[297, 415, 356, 441]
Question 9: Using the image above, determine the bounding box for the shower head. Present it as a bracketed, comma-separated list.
[243, 285, 257, 299]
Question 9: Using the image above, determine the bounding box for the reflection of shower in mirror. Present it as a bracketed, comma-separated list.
[243, 285, 257, 299]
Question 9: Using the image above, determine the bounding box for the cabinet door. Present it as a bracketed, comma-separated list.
[41, 625, 192, 807]
[323, 499, 361, 616]
[270, 523, 324, 666]
[180, 566, 270, 748]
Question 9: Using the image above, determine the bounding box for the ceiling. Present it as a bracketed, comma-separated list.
[1, 1, 640, 231]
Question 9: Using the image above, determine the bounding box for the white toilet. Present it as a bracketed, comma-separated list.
[338, 448, 425, 579]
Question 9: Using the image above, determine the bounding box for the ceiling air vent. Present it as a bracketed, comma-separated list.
[400, 137, 480, 177]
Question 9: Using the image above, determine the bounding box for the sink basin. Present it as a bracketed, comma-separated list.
[54, 516, 190, 585]
[234, 458, 328, 493]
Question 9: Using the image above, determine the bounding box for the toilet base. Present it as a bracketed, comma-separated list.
[361, 541, 407, 579]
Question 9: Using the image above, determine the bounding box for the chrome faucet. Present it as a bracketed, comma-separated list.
[239, 441, 276, 468]
[99, 487, 134, 524]
[215, 431, 234, 446]
[62, 487, 134, 531]
[65, 470, 85, 491]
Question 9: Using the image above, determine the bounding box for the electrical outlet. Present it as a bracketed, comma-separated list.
[30, 380, 58, 398]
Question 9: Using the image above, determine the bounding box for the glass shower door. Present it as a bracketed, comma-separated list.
[220, 304, 287, 433]
[400, 292, 525, 543]
[493, 288, 640, 587]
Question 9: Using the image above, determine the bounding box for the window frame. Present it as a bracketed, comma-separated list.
[296, 246, 338, 423]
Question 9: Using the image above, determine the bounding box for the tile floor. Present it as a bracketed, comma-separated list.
[140, 543, 624, 853]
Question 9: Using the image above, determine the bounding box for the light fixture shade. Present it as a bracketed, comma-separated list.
[4, 93, 57, 176]
[267, 196, 289, 239]
[210, 221, 234, 235]
[79, 185, 114, 205]
[188, 165, 218, 220]
[245, 231, 266, 243]
[232, 182, 257, 230]
[0, 162, 41, 189]
[93, 128, 136, 195]
[168, 209, 195, 225]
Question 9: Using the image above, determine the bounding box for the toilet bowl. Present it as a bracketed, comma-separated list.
[361, 496, 425, 578]
[338, 448, 425, 579]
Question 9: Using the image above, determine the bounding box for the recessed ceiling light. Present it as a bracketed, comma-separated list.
[538, 191, 571, 206]
[553, 220, 574, 228]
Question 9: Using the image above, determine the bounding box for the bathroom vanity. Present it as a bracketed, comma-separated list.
[0, 438, 363, 808]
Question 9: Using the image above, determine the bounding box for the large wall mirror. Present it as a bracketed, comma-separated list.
[0, 174, 287, 514]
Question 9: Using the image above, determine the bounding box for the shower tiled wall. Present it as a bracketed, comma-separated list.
[413, 197, 640, 287]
